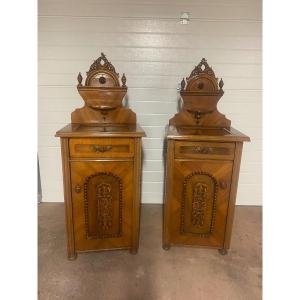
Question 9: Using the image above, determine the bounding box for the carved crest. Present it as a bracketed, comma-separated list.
[187, 58, 216, 81]
[181, 58, 223, 93]
[169, 58, 230, 127]
[72, 52, 138, 124]
[88, 52, 118, 75]
[76, 52, 126, 88]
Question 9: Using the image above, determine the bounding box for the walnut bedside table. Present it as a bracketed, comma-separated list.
[56, 53, 145, 260]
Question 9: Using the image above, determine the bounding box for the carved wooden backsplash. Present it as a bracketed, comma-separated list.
[71, 53, 136, 125]
[170, 58, 231, 128]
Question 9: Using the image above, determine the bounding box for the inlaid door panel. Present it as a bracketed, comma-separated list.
[169, 160, 233, 247]
[71, 161, 133, 251]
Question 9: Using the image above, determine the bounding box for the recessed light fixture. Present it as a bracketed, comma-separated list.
[180, 12, 190, 24]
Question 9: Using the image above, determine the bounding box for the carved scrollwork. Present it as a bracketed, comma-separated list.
[84, 172, 123, 239]
[88, 52, 118, 75]
[79, 52, 127, 88]
[191, 182, 208, 226]
[180, 171, 218, 237]
[187, 58, 216, 80]
[96, 183, 113, 230]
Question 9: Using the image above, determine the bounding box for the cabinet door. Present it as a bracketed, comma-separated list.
[71, 161, 133, 251]
[169, 160, 233, 248]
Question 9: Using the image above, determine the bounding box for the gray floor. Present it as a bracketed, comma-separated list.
[38, 204, 262, 300]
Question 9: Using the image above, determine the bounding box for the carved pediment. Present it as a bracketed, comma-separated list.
[72, 52, 136, 125]
[89, 52, 118, 74]
[187, 58, 216, 80]
[77, 52, 126, 88]
[181, 58, 223, 93]
[169, 58, 230, 128]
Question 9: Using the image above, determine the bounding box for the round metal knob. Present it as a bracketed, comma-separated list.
[74, 185, 81, 193]
[219, 181, 227, 189]
[99, 76, 106, 84]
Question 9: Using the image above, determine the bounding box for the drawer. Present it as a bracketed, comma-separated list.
[69, 138, 134, 158]
[174, 141, 235, 160]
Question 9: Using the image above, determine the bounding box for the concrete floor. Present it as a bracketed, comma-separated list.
[38, 204, 262, 300]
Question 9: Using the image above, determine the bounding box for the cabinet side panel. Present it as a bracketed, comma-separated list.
[223, 142, 243, 250]
[60, 138, 76, 259]
[163, 139, 175, 249]
[131, 138, 142, 253]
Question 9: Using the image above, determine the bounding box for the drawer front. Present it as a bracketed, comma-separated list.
[69, 138, 134, 158]
[174, 141, 235, 160]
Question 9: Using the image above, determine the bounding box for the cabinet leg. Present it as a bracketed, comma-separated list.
[163, 244, 170, 251]
[218, 249, 228, 255]
[67, 252, 77, 261]
[130, 248, 138, 255]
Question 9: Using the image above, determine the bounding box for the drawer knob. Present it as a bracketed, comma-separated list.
[219, 181, 227, 189]
[74, 185, 81, 193]
[92, 145, 112, 152]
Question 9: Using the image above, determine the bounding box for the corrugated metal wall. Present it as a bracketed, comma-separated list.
[38, 0, 261, 204]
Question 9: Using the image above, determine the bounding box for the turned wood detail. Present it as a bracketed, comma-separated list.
[169, 58, 230, 127]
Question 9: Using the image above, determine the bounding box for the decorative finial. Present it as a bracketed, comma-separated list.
[77, 72, 83, 86]
[219, 78, 224, 90]
[121, 73, 127, 87]
[181, 78, 186, 91]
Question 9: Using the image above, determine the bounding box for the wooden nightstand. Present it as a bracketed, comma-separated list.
[56, 53, 145, 259]
[163, 59, 249, 254]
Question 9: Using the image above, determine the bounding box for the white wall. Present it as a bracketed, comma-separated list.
[38, 0, 262, 205]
